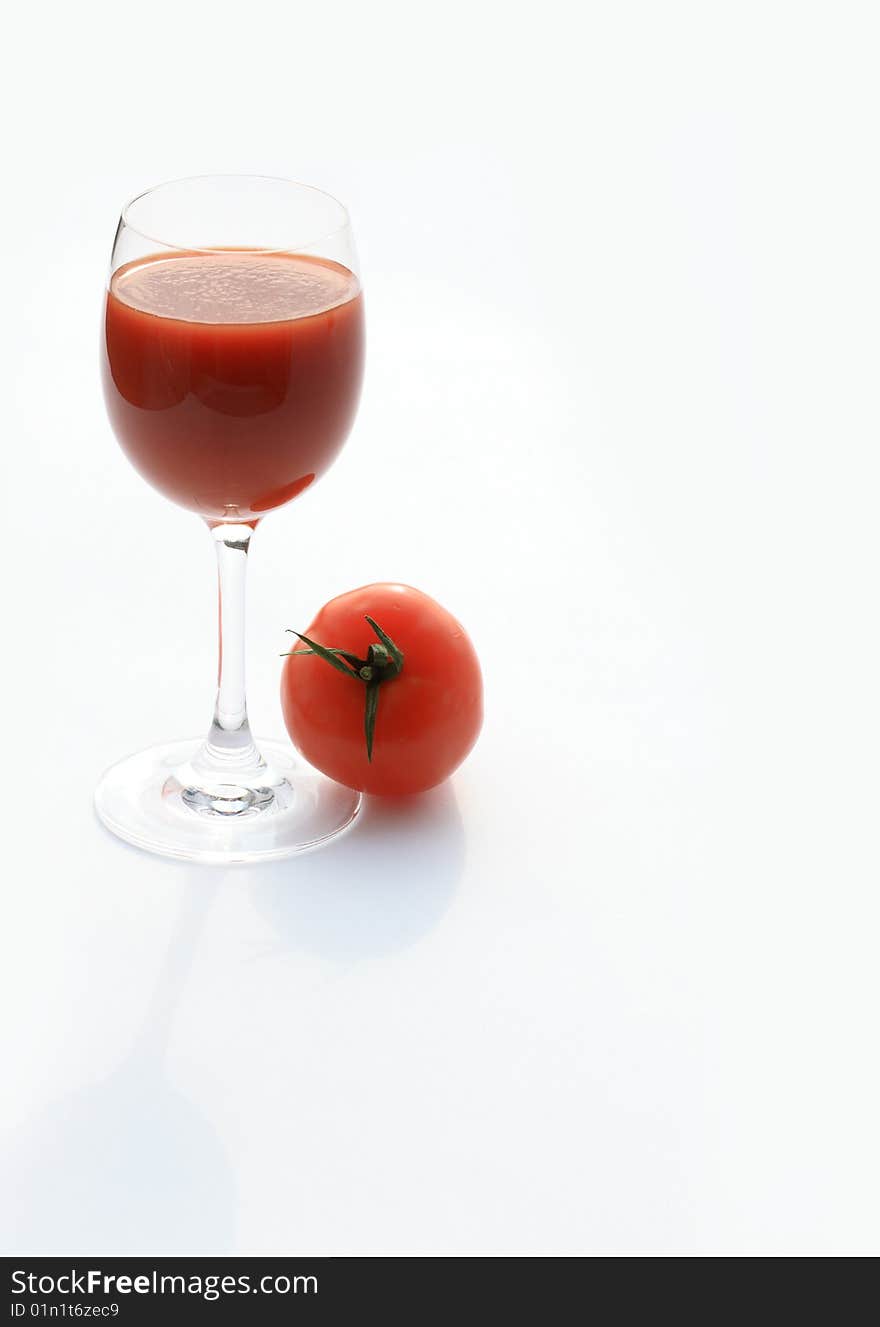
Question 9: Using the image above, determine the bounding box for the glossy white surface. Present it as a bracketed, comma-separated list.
[2, 1, 879, 1256]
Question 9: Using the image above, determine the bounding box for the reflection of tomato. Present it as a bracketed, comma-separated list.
[281, 583, 483, 795]
[251, 473, 314, 513]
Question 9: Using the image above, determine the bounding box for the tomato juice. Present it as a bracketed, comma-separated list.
[102, 250, 364, 521]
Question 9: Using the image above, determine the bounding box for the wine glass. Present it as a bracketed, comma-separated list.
[95, 175, 365, 862]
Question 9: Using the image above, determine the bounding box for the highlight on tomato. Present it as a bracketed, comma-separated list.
[280, 583, 483, 795]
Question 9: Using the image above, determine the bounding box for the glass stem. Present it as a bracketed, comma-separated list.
[177, 521, 283, 817]
[196, 521, 263, 777]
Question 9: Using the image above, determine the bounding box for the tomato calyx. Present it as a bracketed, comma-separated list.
[282, 616, 404, 762]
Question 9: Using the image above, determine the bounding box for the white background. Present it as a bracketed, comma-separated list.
[2, 0, 879, 1256]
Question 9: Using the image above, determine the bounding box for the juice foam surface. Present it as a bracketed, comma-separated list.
[111, 251, 359, 325]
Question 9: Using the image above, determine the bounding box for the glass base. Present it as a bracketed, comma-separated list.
[94, 737, 362, 864]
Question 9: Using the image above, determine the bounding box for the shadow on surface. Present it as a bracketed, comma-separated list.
[249, 783, 466, 962]
[1, 885, 236, 1255]
[3, 788, 464, 1251]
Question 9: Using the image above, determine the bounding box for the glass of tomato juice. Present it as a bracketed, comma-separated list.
[96, 176, 365, 862]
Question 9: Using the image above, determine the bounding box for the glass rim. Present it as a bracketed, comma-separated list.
[120, 173, 353, 256]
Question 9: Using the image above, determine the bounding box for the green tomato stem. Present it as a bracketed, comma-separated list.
[281, 617, 405, 762]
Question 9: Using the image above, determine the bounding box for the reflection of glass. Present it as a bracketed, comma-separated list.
[0, 886, 234, 1254]
[95, 177, 365, 862]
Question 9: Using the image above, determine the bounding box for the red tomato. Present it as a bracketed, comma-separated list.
[281, 583, 483, 795]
